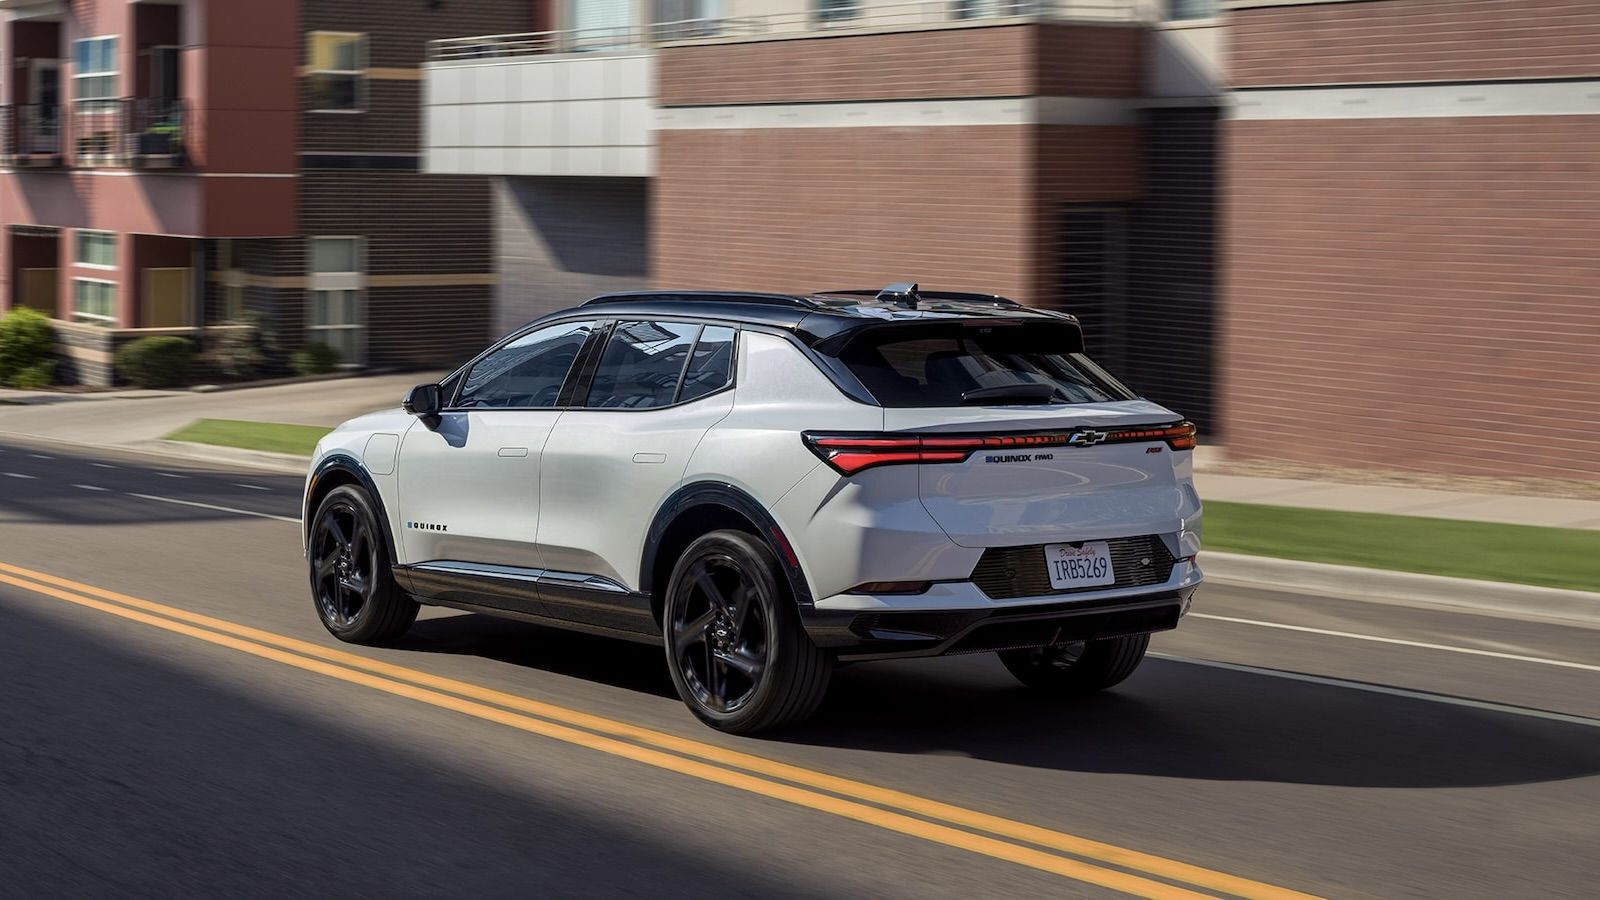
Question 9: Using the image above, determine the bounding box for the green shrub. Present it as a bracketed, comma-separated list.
[291, 342, 340, 376]
[115, 335, 194, 388]
[0, 307, 54, 387]
[9, 361, 55, 389]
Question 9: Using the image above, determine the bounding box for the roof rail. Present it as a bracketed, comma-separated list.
[815, 285, 1021, 308]
[583, 290, 819, 309]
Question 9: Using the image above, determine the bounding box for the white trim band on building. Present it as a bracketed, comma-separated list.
[653, 96, 1138, 131]
[1232, 78, 1600, 121]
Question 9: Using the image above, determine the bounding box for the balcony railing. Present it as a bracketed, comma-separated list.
[0, 103, 64, 164]
[69, 97, 187, 168]
[429, 0, 1156, 60]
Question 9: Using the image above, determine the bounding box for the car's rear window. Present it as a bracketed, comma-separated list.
[835, 324, 1137, 408]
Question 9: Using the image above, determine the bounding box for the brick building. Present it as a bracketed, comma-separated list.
[1223, 0, 1600, 479]
[425, 0, 1226, 431]
[0, 0, 531, 384]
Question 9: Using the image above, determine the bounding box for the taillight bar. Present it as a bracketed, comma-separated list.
[803, 421, 1196, 475]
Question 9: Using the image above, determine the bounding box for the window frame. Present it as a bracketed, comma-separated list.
[307, 31, 368, 114]
[448, 318, 603, 412]
[72, 35, 119, 105]
[71, 276, 118, 326]
[441, 315, 740, 413]
[306, 235, 364, 367]
[570, 319, 739, 412]
[74, 229, 117, 270]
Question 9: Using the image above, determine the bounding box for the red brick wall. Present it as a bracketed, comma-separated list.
[659, 26, 1035, 105]
[1036, 23, 1143, 97]
[655, 127, 1035, 302]
[1230, 0, 1600, 86]
[1223, 117, 1600, 479]
[658, 23, 1143, 105]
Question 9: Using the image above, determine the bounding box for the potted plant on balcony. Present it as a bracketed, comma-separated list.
[135, 115, 182, 157]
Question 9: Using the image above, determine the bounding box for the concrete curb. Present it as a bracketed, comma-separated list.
[138, 440, 309, 474]
[1203, 551, 1600, 627]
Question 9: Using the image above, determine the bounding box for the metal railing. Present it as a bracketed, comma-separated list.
[0, 103, 63, 160]
[68, 97, 187, 166]
[429, 0, 1155, 60]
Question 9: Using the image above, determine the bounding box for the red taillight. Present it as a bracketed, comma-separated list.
[803, 420, 1197, 475]
[1105, 421, 1197, 452]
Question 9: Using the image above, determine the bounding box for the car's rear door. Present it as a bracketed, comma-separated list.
[394, 320, 599, 609]
[535, 320, 737, 632]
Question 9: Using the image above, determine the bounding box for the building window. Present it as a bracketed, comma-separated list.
[73, 278, 116, 326]
[308, 32, 366, 112]
[219, 240, 246, 322]
[814, 0, 859, 24]
[75, 230, 117, 269]
[73, 37, 118, 106]
[308, 237, 363, 366]
[1168, 0, 1218, 20]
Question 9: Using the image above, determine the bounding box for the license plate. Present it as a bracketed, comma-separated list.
[1044, 541, 1115, 590]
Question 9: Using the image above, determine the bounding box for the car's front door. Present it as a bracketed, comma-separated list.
[395, 320, 598, 582]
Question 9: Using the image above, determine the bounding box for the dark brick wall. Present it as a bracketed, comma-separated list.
[496, 177, 649, 336]
[1128, 106, 1218, 431]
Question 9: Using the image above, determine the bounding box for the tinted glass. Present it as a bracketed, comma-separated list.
[585, 321, 699, 409]
[456, 320, 595, 409]
[678, 326, 735, 403]
[837, 324, 1136, 408]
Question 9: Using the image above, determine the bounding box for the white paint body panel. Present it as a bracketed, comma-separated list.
[537, 390, 735, 585]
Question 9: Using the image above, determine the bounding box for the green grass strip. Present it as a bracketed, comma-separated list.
[164, 418, 332, 457]
[1204, 500, 1600, 592]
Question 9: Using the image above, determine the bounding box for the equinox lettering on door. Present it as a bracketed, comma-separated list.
[984, 453, 1053, 464]
[406, 521, 449, 532]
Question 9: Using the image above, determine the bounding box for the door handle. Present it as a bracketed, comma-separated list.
[498, 447, 529, 458]
[632, 452, 667, 464]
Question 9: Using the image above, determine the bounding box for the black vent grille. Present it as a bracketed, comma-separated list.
[970, 536, 1175, 600]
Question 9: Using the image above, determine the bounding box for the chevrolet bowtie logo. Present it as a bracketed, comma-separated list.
[1067, 429, 1108, 447]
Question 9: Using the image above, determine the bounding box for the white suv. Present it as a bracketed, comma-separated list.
[303, 284, 1202, 733]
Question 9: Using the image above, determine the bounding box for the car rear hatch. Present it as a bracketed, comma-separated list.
[811, 317, 1197, 549]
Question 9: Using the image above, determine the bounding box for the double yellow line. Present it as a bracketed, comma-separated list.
[0, 561, 1317, 900]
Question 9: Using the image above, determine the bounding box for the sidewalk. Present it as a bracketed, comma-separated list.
[1195, 470, 1600, 532]
[0, 372, 438, 454]
[4, 375, 1598, 533]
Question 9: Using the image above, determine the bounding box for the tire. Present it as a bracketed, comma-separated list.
[998, 633, 1150, 694]
[662, 529, 831, 734]
[307, 484, 418, 645]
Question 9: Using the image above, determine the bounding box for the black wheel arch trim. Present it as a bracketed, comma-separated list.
[641, 481, 815, 609]
[305, 453, 400, 566]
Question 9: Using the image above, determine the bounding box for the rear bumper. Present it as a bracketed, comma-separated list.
[801, 581, 1199, 662]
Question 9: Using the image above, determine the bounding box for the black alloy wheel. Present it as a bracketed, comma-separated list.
[671, 551, 770, 716]
[663, 530, 830, 733]
[308, 485, 418, 644]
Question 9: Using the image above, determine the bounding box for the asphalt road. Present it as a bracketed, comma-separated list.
[1, 435, 1596, 899]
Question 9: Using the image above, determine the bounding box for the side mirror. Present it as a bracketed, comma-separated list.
[403, 383, 442, 418]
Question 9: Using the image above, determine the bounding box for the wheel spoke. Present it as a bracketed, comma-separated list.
[704, 640, 722, 702]
[727, 583, 752, 635]
[350, 525, 369, 562]
[314, 552, 338, 580]
[696, 572, 730, 615]
[716, 647, 763, 682]
[322, 512, 351, 550]
[674, 608, 715, 656]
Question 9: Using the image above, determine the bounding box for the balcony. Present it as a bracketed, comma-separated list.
[428, 0, 1153, 60]
[69, 98, 188, 169]
[0, 104, 63, 167]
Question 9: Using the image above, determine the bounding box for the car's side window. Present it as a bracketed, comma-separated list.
[455, 320, 595, 409]
[678, 326, 735, 403]
[584, 321, 700, 409]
